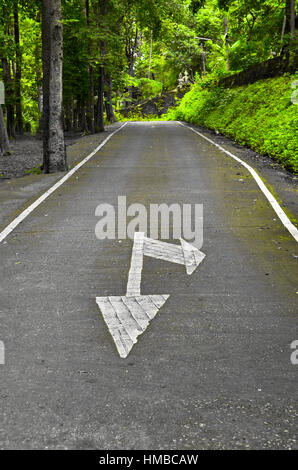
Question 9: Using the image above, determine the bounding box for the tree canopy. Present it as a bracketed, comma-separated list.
[0, 0, 296, 161]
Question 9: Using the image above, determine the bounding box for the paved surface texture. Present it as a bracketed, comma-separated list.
[0, 123, 122, 231]
[0, 122, 297, 449]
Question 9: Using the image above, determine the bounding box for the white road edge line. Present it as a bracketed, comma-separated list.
[0, 122, 128, 243]
[178, 121, 298, 243]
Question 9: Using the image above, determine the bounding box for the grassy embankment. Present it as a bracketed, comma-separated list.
[167, 74, 298, 174]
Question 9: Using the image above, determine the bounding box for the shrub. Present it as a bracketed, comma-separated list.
[167, 74, 298, 174]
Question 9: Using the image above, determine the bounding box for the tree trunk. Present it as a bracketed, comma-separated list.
[89, 65, 95, 133]
[95, 0, 109, 132]
[2, 59, 16, 139]
[224, 17, 229, 71]
[96, 65, 105, 132]
[79, 101, 88, 133]
[73, 99, 79, 131]
[42, 0, 67, 173]
[0, 105, 10, 156]
[85, 0, 95, 134]
[148, 30, 153, 79]
[201, 43, 206, 76]
[14, 2, 23, 135]
[64, 103, 70, 131]
[105, 74, 116, 123]
[69, 96, 74, 131]
[290, 0, 296, 38]
[285, 0, 296, 36]
[285, 0, 295, 36]
[280, 15, 287, 53]
[35, 12, 43, 133]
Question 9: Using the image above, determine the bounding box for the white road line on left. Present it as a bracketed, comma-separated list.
[0, 122, 128, 243]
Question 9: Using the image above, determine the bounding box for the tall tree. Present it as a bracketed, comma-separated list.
[13, 1, 23, 135]
[41, 0, 67, 173]
[85, 0, 95, 134]
[285, 0, 296, 37]
[224, 16, 229, 70]
[2, 58, 16, 138]
[35, 12, 43, 132]
[0, 2, 16, 139]
[0, 104, 10, 156]
[148, 29, 153, 79]
[104, 73, 116, 122]
[95, 0, 109, 132]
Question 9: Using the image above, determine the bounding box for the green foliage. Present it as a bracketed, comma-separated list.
[137, 78, 163, 99]
[20, 16, 41, 133]
[191, 0, 290, 75]
[0, 0, 297, 142]
[115, 110, 159, 122]
[25, 165, 42, 175]
[168, 74, 298, 174]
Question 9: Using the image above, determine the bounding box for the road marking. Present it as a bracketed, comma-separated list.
[178, 122, 298, 243]
[143, 236, 205, 275]
[96, 232, 205, 358]
[0, 122, 128, 243]
[126, 232, 144, 297]
[96, 295, 169, 358]
[127, 233, 205, 297]
[0, 340, 4, 365]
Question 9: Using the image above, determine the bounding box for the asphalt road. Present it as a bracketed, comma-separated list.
[0, 122, 297, 450]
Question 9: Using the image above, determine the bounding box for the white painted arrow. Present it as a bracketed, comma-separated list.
[96, 232, 205, 358]
[126, 233, 205, 297]
[96, 294, 169, 358]
[145, 236, 205, 275]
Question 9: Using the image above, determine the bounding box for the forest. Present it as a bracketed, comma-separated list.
[0, 0, 297, 172]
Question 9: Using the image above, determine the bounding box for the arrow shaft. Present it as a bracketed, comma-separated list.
[126, 232, 144, 297]
[126, 233, 204, 296]
[127, 233, 186, 296]
[143, 237, 185, 265]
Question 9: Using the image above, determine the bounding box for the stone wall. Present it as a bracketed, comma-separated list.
[120, 91, 180, 118]
[218, 50, 298, 89]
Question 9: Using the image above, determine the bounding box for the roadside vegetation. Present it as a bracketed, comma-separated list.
[0, 0, 297, 174]
[167, 74, 298, 174]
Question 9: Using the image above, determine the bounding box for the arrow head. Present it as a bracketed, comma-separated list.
[96, 294, 169, 358]
[180, 238, 205, 275]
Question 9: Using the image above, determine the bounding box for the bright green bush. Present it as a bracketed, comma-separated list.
[115, 111, 159, 122]
[138, 78, 163, 100]
[167, 74, 298, 174]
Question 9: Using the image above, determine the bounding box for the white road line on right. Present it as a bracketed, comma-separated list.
[178, 121, 298, 243]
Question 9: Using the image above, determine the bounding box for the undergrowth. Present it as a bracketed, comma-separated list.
[167, 74, 298, 174]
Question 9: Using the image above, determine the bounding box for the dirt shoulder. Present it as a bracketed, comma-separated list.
[0, 123, 122, 231]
